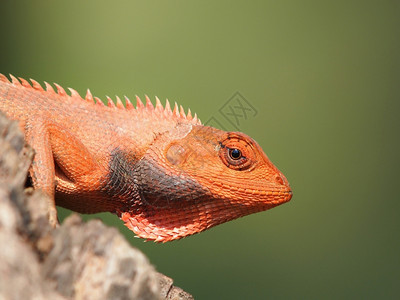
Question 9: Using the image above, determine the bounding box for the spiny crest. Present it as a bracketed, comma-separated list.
[0, 73, 202, 125]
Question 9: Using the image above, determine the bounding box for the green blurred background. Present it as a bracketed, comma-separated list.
[1, 1, 399, 299]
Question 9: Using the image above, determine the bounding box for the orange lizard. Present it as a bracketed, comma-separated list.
[0, 74, 292, 242]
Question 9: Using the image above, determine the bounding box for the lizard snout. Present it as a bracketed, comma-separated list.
[274, 173, 290, 187]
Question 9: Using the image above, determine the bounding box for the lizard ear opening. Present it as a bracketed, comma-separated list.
[166, 143, 188, 166]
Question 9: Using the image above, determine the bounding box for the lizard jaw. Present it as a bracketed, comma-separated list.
[119, 188, 292, 243]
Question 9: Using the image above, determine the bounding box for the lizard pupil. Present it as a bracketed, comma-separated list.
[229, 148, 242, 160]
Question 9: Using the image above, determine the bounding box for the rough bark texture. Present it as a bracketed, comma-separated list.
[0, 112, 193, 300]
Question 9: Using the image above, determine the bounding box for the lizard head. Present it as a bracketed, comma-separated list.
[119, 124, 292, 242]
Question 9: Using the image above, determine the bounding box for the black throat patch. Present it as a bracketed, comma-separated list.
[105, 148, 211, 212]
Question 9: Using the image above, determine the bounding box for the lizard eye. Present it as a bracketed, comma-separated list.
[229, 148, 242, 160]
[219, 134, 255, 171]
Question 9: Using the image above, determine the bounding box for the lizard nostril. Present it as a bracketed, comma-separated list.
[275, 175, 284, 185]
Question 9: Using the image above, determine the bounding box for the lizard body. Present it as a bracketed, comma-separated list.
[0, 74, 292, 242]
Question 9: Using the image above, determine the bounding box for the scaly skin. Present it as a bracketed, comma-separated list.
[0, 74, 292, 242]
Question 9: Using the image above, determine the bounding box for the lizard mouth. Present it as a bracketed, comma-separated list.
[282, 189, 293, 202]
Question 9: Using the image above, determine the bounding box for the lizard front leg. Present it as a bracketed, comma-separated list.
[25, 120, 100, 226]
[25, 120, 58, 226]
